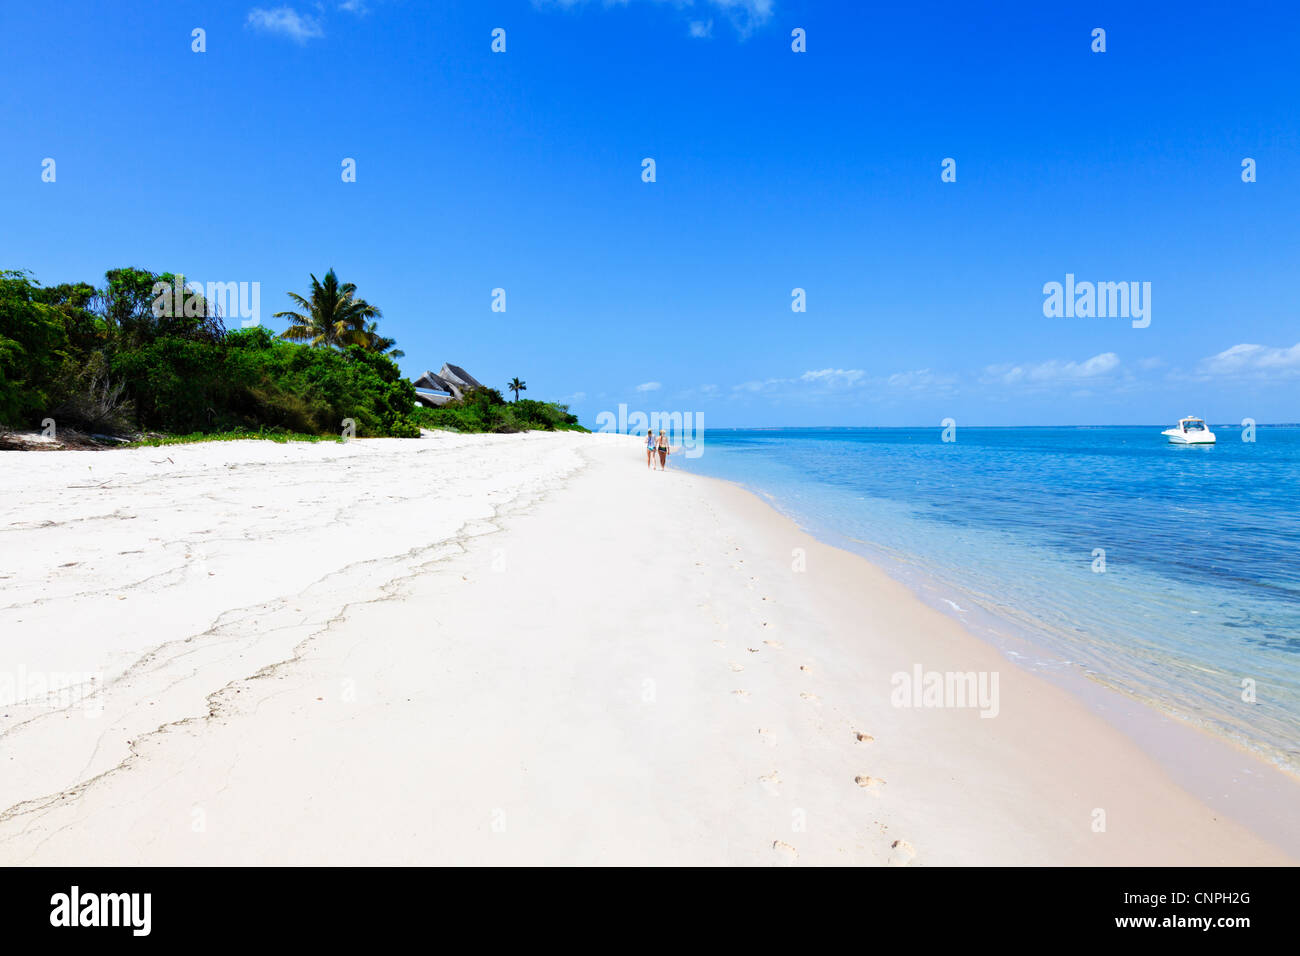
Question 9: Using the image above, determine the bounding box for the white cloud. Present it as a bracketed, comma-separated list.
[535, 0, 773, 37]
[799, 368, 865, 387]
[1199, 342, 1300, 378]
[688, 19, 713, 38]
[635, 381, 662, 392]
[732, 368, 868, 398]
[732, 355, 1134, 402]
[708, 0, 774, 34]
[884, 368, 957, 391]
[247, 7, 324, 42]
[338, 0, 370, 12]
[983, 352, 1120, 387]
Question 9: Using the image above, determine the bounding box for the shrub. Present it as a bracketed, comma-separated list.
[388, 416, 422, 438]
[0, 270, 73, 427]
[107, 325, 417, 437]
[48, 351, 135, 434]
[410, 391, 585, 434]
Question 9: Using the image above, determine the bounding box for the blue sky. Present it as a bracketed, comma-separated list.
[2, 0, 1297, 426]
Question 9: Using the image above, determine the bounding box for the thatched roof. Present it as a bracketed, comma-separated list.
[413, 370, 455, 394]
[412, 365, 484, 407]
[439, 364, 483, 390]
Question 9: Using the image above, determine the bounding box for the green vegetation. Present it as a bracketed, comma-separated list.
[1, 270, 93, 428]
[2, 266, 581, 444]
[1, 267, 419, 440]
[275, 268, 400, 357]
[127, 427, 328, 447]
[412, 387, 586, 434]
[110, 325, 419, 437]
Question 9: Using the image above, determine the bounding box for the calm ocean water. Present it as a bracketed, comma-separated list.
[675, 426, 1300, 772]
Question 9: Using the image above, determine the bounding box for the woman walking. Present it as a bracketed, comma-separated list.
[645, 429, 656, 469]
[656, 429, 669, 471]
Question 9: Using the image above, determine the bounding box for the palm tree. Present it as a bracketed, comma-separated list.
[360, 320, 404, 359]
[275, 269, 382, 349]
[507, 377, 527, 402]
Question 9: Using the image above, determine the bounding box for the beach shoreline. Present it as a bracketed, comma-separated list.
[1, 433, 1294, 865]
[682, 469, 1300, 855]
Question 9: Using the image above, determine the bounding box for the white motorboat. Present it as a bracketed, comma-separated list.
[1162, 416, 1216, 444]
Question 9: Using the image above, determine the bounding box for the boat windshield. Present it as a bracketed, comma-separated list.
[1184, 420, 1205, 430]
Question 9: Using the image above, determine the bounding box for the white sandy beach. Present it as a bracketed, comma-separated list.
[0, 432, 1294, 865]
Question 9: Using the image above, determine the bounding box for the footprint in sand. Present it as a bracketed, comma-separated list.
[746, 647, 760, 653]
[771, 840, 798, 864]
[757, 728, 777, 746]
[729, 662, 744, 672]
[763, 639, 783, 649]
[855, 732, 874, 744]
[732, 690, 750, 698]
[799, 664, 812, 673]
[854, 775, 886, 794]
[759, 770, 781, 795]
[888, 839, 917, 866]
[799, 692, 820, 704]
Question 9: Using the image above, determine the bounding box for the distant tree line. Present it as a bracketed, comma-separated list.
[0, 267, 417, 439]
[2, 266, 584, 442]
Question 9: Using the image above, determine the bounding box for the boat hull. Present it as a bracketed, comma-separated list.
[1163, 430, 1215, 444]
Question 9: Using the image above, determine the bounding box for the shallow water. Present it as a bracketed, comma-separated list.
[676, 426, 1300, 773]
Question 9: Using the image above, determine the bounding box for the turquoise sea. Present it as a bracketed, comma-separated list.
[675, 426, 1300, 773]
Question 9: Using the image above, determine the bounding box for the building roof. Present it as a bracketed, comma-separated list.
[439, 364, 483, 390]
[413, 370, 455, 394]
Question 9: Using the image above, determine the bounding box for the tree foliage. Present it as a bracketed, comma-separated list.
[412, 386, 582, 434]
[0, 268, 417, 438]
[0, 270, 72, 425]
[275, 268, 383, 351]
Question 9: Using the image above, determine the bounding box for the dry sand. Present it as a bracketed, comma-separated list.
[0, 432, 1293, 865]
